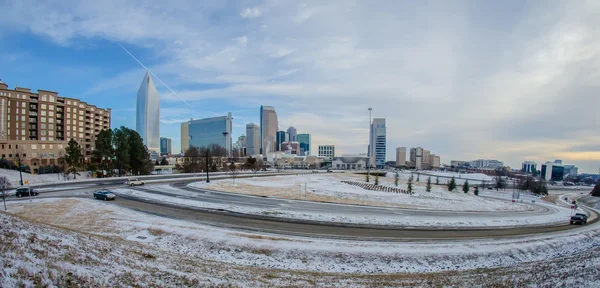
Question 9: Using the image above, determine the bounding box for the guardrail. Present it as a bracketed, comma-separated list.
[341, 181, 412, 195]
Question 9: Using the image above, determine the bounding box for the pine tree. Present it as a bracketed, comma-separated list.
[448, 177, 457, 191]
[463, 180, 470, 193]
[407, 175, 413, 194]
[474, 185, 480, 196]
[436, 177, 440, 185]
[426, 177, 432, 192]
[65, 138, 82, 179]
[374, 174, 379, 185]
[394, 171, 399, 187]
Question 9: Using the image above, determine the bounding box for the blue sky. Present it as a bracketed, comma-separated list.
[0, 0, 599, 173]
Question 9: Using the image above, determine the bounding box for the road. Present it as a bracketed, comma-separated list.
[4, 175, 597, 241]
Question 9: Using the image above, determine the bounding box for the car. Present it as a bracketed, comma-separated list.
[15, 187, 39, 198]
[127, 178, 145, 186]
[93, 190, 116, 201]
[570, 213, 588, 225]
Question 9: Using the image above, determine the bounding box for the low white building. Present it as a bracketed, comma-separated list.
[332, 154, 368, 170]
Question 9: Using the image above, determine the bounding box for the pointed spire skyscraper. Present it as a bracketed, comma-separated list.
[136, 71, 161, 152]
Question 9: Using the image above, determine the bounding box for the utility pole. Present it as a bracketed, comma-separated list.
[205, 150, 210, 183]
[368, 107, 372, 177]
[17, 154, 23, 186]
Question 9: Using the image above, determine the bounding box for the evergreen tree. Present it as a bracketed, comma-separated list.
[495, 176, 506, 191]
[394, 171, 399, 187]
[374, 173, 379, 185]
[92, 129, 114, 164]
[113, 127, 130, 176]
[416, 173, 420, 182]
[448, 177, 457, 191]
[463, 180, 470, 193]
[160, 158, 169, 165]
[426, 177, 432, 192]
[436, 177, 439, 185]
[65, 138, 82, 179]
[407, 175, 413, 194]
[474, 185, 480, 196]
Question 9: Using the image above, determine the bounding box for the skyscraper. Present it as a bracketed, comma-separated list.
[260, 105, 278, 154]
[160, 137, 172, 156]
[370, 118, 386, 168]
[187, 113, 232, 155]
[297, 133, 311, 155]
[396, 147, 406, 167]
[287, 126, 297, 141]
[276, 130, 288, 152]
[136, 71, 160, 152]
[246, 123, 260, 155]
[180, 121, 189, 154]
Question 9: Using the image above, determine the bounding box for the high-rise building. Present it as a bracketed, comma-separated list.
[541, 161, 564, 181]
[0, 79, 111, 172]
[563, 165, 578, 178]
[287, 126, 297, 141]
[410, 147, 423, 169]
[280, 141, 300, 154]
[370, 118, 386, 168]
[260, 106, 278, 154]
[422, 149, 431, 169]
[246, 123, 260, 156]
[160, 137, 172, 156]
[396, 147, 407, 167]
[187, 113, 232, 155]
[430, 154, 441, 169]
[234, 135, 246, 156]
[136, 71, 160, 153]
[297, 133, 311, 155]
[318, 145, 335, 160]
[276, 131, 288, 152]
[180, 121, 189, 154]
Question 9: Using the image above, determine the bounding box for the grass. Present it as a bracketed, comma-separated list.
[148, 228, 167, 236]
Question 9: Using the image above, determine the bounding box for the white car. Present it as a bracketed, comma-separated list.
[127, 178, 145, 186]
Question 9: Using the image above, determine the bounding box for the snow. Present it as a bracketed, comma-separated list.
[3, 197, 600, 286]
[188, 173, 536, 212]
[113, 186, 574, 228]
[0, 168, 91, 187]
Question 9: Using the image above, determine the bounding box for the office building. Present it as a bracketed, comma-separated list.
[287, 126, 297, 141]
[260, 106, 278, 154]
[187, 113, 232, 155]
[470, 159, 504, 169]
[233, 135, 246, 156]
[0, 79, 111, 172]
[280, 141, 300, 154]
[541, 161, 564, 181]
[297, 133, 311, 155]
[370, 118, 386, 168]
[276, 130, 288, 152]
[410, 147, 424, 169]
[422, 149, 431, 169]
[160, 137, 172, 156]
[563, 164, 578, 178]
[180, 121, 189, 154]
[246, 123, 260, 156]
[430, 154, 441, 169]
[396, 147, 407, 167]
[136, 71, 160, 153]
[332, 154, 369, 170]
[522, 161, 537, 174]
[318, 145, 335, 160]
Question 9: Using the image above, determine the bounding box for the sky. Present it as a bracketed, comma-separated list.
[0, 0, 599, 173]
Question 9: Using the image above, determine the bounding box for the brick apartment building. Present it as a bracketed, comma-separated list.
[0, 79, 111, 172]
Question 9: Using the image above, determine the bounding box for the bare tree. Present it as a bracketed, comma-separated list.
[0, 176, 11, 210]
[228, 162, 240, 184]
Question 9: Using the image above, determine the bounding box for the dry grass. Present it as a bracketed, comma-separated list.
[148, 228, 167, 236]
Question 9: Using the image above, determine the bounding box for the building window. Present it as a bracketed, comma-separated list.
[41, 104, 47, 109]
[79, 127, 83, 132]
[67, 132, 71, 137]
[21, 130, 25, 136]
[79, 116, 83, 121]
[21, 116, 25, 122]
[42, 144, 46, 149]
[41, 117, 46, 123]
[49, 105, 54, 110]
[67, 119, 70, 125]
[41, 110, 47, 116]
[21, 109, 25, 114]
[58, 144, 63, 149]
[79, 121, 83, 126]
[67, 107, 71, 112]
[21, 102, 26, 108]
[49, 111, 54, 117]
[42, 95, 47, 101]
[41, 130, 46, 136]
[41, 137, 46, 141]
[41, 123, 46, 129]
[49, 137, 54, 141]
[49, 145, 54, 149]
[49, 96, 55, 102]
[49, 131, 54, 136]
[49, 118, 54, 123]
[49, 153, 55, 158]
[79, 133, 83, 138]
[31, 144, 37, 150]
[67, 101, 71, 105]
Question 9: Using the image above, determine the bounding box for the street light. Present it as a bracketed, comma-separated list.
[368, 107, 372, 177]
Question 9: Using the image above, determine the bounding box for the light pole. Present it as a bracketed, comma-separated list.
[368, 107, 372, 177]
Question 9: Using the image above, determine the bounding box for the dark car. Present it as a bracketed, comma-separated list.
[93, 190, 116, 201]
[570, 213, 588, 225]
[15, 187, 39, 198]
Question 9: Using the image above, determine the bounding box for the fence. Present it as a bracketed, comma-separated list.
[341, 181, 412, 195]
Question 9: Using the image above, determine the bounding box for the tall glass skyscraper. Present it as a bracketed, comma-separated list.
[188, 113, 232, 154]
[297, 133, 311, 156]
[260, 105, 278, 154]
[246, 123, 260, 155]
[160, 137, 172, 155]
[136, 71, 160, 152]
[370, 118, 386, 168]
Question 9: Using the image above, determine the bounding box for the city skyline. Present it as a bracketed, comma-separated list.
[0, 1, 599, 172]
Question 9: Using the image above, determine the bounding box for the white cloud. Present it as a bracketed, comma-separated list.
[240, 7, 261, 18]
[1, 0, 599, 171]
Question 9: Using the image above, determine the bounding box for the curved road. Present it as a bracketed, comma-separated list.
[6, 176, 598, 241]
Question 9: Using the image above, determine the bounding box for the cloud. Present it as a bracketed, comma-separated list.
[1, 0, 599, 172]
[240, 7, 261, 18]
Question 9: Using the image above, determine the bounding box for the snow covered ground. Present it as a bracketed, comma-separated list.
[0, 168, 91, 187]
[188, 173, 535, 212]
[2, 198, 600, 287]
[114, 184, 577, 227]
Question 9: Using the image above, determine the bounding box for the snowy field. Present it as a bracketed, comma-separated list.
[0, 168, 91, 187]
[188, 173, 535, 212]
[2, 198, 600, 287]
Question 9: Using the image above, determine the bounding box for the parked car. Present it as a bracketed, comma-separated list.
[127, 178, 145, 186]
[93, 190, 116, 201]
[15, 187, 39, 198]
[570, 213, 588, 225]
